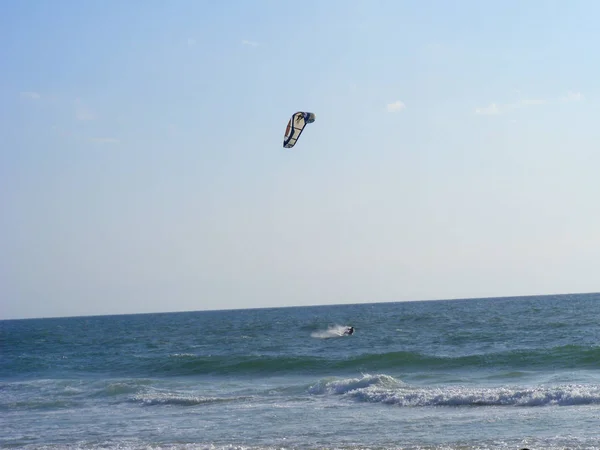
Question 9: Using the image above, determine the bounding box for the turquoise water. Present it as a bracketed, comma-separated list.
[2, 293, 600, 449]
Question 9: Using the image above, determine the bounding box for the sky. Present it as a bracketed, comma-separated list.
[1, 0, 599, 319]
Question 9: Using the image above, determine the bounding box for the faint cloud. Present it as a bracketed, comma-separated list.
[74, 98, 95, 121]
[187, 37, 196, 47]
[241, 39, 259, 47]
[475, 91, 584, 116]
[563, 91, 583, 102]
[475, 99, 544, 115]
[20, 91, 41, 100]
[475, 103, 501, 115]
[387, 100, 406, 113]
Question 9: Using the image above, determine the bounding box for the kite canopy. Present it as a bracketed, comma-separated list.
[283, 111, 315, 148]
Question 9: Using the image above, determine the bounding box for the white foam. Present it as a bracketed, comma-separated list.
[310, 324, 351, 339]
[309, 373, 405, 395]
[131, 387, 252, 407]
[309, 374, 600, 407]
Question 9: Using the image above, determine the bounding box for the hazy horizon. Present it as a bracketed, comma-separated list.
[4, 291, 599, 322]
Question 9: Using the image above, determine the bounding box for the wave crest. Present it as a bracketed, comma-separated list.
[309, 374, 600, 407]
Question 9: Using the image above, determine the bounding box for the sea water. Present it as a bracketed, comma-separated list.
[2, 293, 600, 449]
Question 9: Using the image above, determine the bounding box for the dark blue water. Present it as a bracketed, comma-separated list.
[2, 293, 600, 449]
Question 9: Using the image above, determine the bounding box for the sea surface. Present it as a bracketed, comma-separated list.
[2, 293, 600, 449]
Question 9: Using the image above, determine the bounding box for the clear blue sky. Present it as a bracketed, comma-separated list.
[2, 0, 599, 319]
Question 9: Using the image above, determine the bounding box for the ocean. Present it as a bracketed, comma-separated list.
[2, 293, 600, 449]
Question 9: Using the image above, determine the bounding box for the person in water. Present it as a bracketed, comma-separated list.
[344, 326, 354, 335]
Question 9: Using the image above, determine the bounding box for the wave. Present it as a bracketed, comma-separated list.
[5, 373, 600, 414]
[0, 378, 253, 411]
[309, 373, 600, 407]
[130, 344, 600, 377]
[131, 389, 253, 407]
[4, 345, 600, 379]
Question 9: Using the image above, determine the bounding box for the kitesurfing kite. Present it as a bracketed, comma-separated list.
[283, 111, 315, 148]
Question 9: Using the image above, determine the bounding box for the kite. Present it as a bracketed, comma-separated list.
[283, 111, 315, 148]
